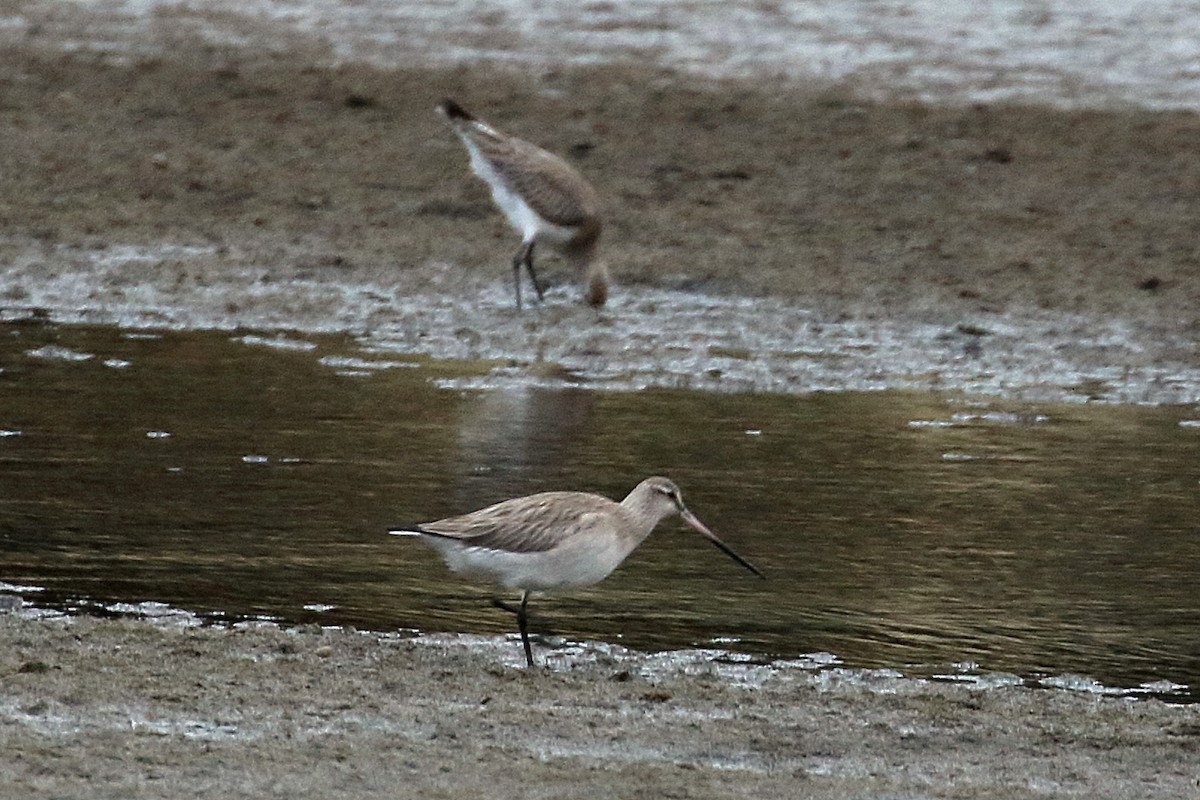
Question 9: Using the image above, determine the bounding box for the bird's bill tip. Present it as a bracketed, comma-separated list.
[680, 510, 766, 579]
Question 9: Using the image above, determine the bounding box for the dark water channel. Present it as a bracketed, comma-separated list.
[2, 323, 1198, 698]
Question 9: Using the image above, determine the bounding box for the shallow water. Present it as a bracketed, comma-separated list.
[2, 323, 1198, 698]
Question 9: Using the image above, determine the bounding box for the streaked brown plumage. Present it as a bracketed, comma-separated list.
[390, 476, 763, 667]
[438, 98, 609, 309]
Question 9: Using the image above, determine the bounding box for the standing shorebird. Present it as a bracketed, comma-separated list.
[389, 476, 764, 668]
[437, 98, 609, 309]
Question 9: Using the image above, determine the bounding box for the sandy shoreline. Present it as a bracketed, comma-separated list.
[2, 7, 1199, 403]
[3, 3, 1200, 796]
[3, 610, 1199, 799]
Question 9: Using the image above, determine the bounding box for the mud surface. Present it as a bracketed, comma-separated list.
[3, 3, 1200, 796]
[2, 3, 1199, 401]
[3, 611, 1200, 800]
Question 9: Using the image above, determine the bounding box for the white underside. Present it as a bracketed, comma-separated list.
[460, 134, 577, 246]
[412, 529, 633, 592]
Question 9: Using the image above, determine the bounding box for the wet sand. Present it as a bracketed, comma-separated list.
[3, 611, 1199, 799]
[2, 13, 1200, 401]
[3, 5, 1200, 797]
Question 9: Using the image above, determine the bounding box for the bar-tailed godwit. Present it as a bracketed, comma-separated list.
[437, 98, 609, 309]
[389, 476, 763, 668]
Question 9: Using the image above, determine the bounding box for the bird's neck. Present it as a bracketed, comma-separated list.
[564, 239, 608, 307]
[618, 494, 671, 545]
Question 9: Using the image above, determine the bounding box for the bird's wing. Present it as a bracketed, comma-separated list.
[416, 492, 615, 554]
[491, 142, 597, 228]
[452, 124, 596, 229]
[441, 100, 598, 228]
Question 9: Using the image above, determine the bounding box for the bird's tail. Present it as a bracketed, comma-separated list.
[387, 528, 424, 537]
[437, 98, 475, 122]
[437, 98, 506, 144]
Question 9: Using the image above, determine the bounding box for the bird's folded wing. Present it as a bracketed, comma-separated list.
[490, 148, 595, 228]
[416, 493, 612, 554]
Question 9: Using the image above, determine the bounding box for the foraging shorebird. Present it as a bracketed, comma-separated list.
[437, 98, 609, 309]
[389, 476, 764, 668]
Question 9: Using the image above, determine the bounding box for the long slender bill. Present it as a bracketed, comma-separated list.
[680, 510, 765, 579]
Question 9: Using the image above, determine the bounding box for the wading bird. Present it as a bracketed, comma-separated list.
[390, 476, 764, 667]
[437, 98, 610, 309]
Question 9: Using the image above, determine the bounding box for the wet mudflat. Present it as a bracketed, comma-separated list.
[2, 613, 1199, 800]
[3, 13, 1200, 404]
[3, 2, 1200, 797]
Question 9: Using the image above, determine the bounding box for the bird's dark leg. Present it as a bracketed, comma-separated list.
[492, 592, 535, 668]
[517, 591, 535, 668]
[523, 241, 545, 302]
[510, 242, 531, 310]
